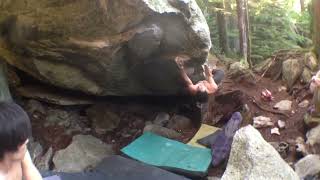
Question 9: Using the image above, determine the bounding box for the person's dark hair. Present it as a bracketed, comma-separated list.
[0, 101, 31, 160]
[195, 90, 209, 103]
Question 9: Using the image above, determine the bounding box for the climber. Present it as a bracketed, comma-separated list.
[135, 54, 224, 102]
[171, 54, 224, 102]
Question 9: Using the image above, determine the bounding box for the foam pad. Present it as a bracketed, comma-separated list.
[95, 155, 190, 180]
[188, 124, 219, 148]
[121, 132, 212, 177]
[43, 175, 61, 180]
[42, 156, 189, 180]
[197, 130, 223, 148]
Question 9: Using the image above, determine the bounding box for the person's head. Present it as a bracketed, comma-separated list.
[0, 101, 31, 162]
[195, 84, 209, 103]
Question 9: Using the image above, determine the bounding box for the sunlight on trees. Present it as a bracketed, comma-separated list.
[196, 0, 312, 65]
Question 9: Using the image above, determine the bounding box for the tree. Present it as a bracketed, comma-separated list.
[216, 1, 229, 55]
[300, 0, 305, 12]
[236, 0, 251, 68]
[225, 0, 239, 53]
[312, 0, 320, 57]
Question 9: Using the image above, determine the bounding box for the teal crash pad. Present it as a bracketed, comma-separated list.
[121, 132, 212, 177]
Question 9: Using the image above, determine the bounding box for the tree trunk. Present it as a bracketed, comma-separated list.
[300, 0, 305, 12]
[313, 0, 320, 57]
[225, 0, 238, 53]
[236, 0, 252, 68]
[216, 1, 229, 55]
[244, 0, 251, 67]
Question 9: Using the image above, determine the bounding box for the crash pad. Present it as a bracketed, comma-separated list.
[121, 132, 212, 177]
[187, 124, 219, 148]
[41, 156, 190, 180]
[43, 175, 61, 180]
[95, 155, 190, 180]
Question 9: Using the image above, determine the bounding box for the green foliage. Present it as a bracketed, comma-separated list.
[195, 0, 312, 64]
[250, 1, 311, 63]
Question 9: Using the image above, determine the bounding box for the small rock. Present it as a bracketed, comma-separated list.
[253, 116, 274, 128]
[25, 99, 46, 115]
[294, 155, 320, 179]
[221, 125, 299, 180]
[143, 124, 181, 139]
[228, 62, 256, 84]
[278, 86, 287, 92]
[304, 113, 320, 128]
[153, 112, 170, 127]
[306, 125, 320, 146]
[167, 115, 192, 130]
[298, 100, 309, 108]
[269, 141, 289, 159]
[229, 62, 247, 76]
[271, 127, 280, 135]
[53, 135, 114, 172]
[35, 147, 53, 171]
[273, 100, 292, 111]
[45, 109, 82, 133]
[121, 132, 131, 138]
[295, 137, 310, 157]
[132, 118, 145, 129]
[278, 120, 286, 129]
[86, 105, 120, 135]
[145, 121, 153, 126]
[28, 141, 43, 163]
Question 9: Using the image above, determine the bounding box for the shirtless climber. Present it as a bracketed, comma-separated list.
[175, 56, 220, 99]
[0, 102, 42, 180]
[135, 54, 224, 102]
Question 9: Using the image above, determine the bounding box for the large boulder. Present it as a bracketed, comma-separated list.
[0, 0, 211, 96]
[221, 125, 299, 180]
[294, 155, 320, 179]
[282, 59, 303, 89]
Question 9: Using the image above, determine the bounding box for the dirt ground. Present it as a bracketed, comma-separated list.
[20, 61, 311, 178]
[205, 71, 310, 177]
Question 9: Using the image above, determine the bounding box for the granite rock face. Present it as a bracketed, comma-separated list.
[221, 125, 299, 180]
[0, 0, 211, 96]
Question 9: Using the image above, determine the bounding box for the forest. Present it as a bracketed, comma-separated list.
[196, 0, 314, 66]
